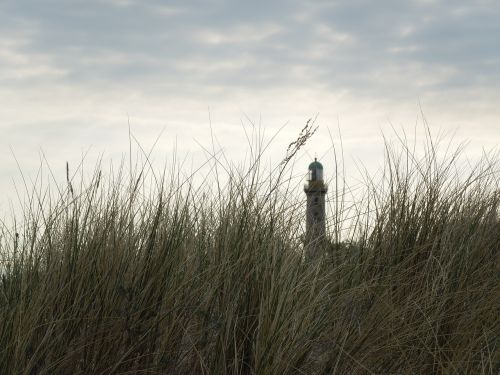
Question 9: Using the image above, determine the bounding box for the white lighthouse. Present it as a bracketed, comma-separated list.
[304, 158, 327, 260]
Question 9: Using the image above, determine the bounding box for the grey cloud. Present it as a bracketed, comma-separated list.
[1, 0, 499, 97]
[2, 0, 499, 217]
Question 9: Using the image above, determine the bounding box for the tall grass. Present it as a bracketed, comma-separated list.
[0, 128, 498, 374]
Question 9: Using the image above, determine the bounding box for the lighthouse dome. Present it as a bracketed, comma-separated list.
[308, 159, 323, 170]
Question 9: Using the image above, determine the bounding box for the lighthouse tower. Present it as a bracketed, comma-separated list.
[304, 158, 328, 260]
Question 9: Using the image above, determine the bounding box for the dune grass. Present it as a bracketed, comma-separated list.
[0, 127, 498, 374]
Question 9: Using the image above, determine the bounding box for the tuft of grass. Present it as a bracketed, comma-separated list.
[0, 125, 498, 374]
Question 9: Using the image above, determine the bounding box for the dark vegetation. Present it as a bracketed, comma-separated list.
[0, 124, 498, 374]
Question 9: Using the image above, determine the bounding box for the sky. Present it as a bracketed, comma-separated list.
[1, 0, 499, 214]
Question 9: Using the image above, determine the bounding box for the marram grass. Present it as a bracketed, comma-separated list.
[0, 132, 498, 374]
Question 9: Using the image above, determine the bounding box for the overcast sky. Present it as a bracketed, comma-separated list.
[1, 0, 499, 212]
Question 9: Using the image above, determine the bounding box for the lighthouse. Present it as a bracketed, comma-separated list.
[304, 158, 328, 260]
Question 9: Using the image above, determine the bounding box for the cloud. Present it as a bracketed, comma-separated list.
[0, 34, 67, 83]
[192, 24, 283, 46]
[1, 0, 498, 96]
[0, 0, 499, 212]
